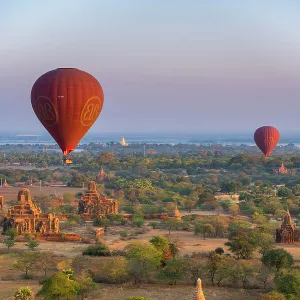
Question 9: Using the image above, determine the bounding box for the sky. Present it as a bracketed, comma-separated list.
[1, 1, 300, 135]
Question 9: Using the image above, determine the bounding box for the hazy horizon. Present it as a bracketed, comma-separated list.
[1, 1, 300, 133]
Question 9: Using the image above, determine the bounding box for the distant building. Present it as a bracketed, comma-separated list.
[273, 162, 296, 175]
[3, 179, 9, 187]
[275, 209, 300, 243]
[78, 181, 118, 217]
[96, 167, 108, 182]
[120, 137, 128, 146]
[145, 149, 157, 155]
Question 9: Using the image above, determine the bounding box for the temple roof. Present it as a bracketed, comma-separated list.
[281, 208, 295, 229]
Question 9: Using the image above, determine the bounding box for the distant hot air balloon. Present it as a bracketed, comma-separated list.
[31, 68, 104, 164]
[254, 126, 280, 157]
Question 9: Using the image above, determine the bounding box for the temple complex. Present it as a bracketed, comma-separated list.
[273, 162, 296, 175]
[196, 278, 205, 300]
[78, 181, 118, 217]
[0, 196, 3, 210]
[96, 167, 108, 182]
[2, 188, 60, 235]
[275, 209, 300, 243]
[120, 137, 128, 146]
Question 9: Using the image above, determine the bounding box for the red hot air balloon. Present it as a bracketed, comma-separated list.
[254, 126, 280, 157]
[31, 68, 104, 163]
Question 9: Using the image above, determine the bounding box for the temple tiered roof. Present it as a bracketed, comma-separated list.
[3, 188, 59, 235]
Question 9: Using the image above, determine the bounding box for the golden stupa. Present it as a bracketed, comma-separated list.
[173, 204, 181, 220]
[196, 278, 205, 300]
[120, 137, 128, 146]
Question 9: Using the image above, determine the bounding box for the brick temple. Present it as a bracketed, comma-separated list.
[273, 162, 296, 175]
[96, 167, 108, 182]
[275, 209, 300, 243]
[78, 181, 118, 217]
[2, 188, 60, 235]
[0, 196, 3, 210]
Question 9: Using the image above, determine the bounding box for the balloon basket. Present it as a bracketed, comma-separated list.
[63, 157, 73, 165]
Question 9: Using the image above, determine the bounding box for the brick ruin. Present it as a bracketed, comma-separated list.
[0, 196, 3, 210]
[78, 181, 118, 218]
[2, 188, 59, 235]
[275, 209, 300, 243]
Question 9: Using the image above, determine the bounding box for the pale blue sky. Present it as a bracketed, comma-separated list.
[1, 1, 300, 133]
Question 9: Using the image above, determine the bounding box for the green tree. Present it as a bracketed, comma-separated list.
[25, 241, 40, 251]
[82, 242, 111, 257]
[3, 238, 15, 252]
[257, 265, 275, 289]
[38, 271, 79, 300]
[132, 217, 144, 228]
[13, 251, 38, 278]
[149, 235, 169, 256]
[184, 255, 207, 285]
[205, 251, 223, 286]
[101, 256, 129, 283]
[71, 255, 90, 274]
[75, 270, 97, 300]
[163, 218, 181, 235]
[275, 269, 300, 299]
[13, 287, 34, 300]
[99, 152, 114, 163]
[37, 251, 57, 276]
[228, 203, 240, 217]
[225, 235, 257, 259]
[277, 186, 292, 198]
[5, 228, 18, 240]
[157, 257, 184, 285]
[125, 241, 161, 284]
[255, 232, 274, 256]
[262, 249, 294, 271]
[194, 223, 215, 239]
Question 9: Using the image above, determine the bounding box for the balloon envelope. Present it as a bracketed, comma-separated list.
[31, 68, 104, 155]
[254, 126, 280, 157]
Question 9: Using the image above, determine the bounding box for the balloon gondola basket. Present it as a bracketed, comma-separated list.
[63, 157, 73, 165]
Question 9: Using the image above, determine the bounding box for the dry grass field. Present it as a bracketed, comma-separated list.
[0, 186, 83, 202]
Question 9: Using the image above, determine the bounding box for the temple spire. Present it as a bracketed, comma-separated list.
[196, 278, 205, 300]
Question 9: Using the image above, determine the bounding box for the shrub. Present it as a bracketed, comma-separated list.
[82, 243, 110, 256]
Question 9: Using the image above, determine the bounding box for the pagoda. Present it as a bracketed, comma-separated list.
[2, 188, 59, 235]
[196, 278, 205, 300]
[78, 181, 118, 217]
[275, 209, 296, 243]
[120, 137, 128, 146]
[273, 162, 296, 175]
[96, 167, 108, 182]
[173, 204, 182, 220]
